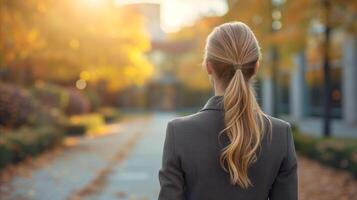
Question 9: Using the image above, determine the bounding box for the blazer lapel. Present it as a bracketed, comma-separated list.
[199, 96, 224, 112]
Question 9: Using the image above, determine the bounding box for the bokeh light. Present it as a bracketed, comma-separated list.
[76, 79, 87, 90]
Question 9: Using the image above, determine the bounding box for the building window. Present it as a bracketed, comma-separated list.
[305, 65, 342, 118]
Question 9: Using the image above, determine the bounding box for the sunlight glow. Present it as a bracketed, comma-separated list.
[114, 0, 228, 32]
[85, 0, 105, 7]
[161, 0, 227, 32]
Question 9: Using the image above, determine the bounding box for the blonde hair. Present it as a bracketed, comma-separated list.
[204, 22, 272, 188]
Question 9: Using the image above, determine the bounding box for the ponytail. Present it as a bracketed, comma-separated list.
[204, 22, 272, 188]
[219, 65, 269, 188]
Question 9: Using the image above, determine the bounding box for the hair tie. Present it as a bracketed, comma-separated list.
[233, 64, 243, 70]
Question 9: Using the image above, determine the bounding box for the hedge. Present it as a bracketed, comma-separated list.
[65, 89, 91, 116]
[293, 131, 357, 177]
[31, 82, 69, 110]
[0, 84, 34, 128]
[98, 107, 122, 123]
[0, 113, 112, 168]
[0, 126, 63, 168]
[65, 114, 106, 136]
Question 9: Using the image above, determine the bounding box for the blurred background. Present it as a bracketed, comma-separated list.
[0, 0, 356, 200]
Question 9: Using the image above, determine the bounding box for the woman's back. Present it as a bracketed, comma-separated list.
[159, 21, 297, 200]
[158, 95, 298, 200]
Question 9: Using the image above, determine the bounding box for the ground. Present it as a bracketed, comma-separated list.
[0, 113, 356, 200]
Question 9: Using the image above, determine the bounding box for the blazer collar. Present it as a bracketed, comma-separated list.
[199, 95, 224, 112]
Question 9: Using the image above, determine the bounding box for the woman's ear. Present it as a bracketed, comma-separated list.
[205, 61, 214, 75]
[254, 61, 260, 74]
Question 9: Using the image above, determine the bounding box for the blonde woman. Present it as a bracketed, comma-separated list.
[158, 22, 298, 200]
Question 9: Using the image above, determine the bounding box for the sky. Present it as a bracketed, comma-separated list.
[114, 0, 228, 32]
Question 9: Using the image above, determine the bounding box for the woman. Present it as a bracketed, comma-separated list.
[158, 22, 298, 200]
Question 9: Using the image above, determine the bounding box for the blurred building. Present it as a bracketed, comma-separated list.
[120, 3, 189, 110]
[261, 31, 357, 138]
[129, 3, 166, 41]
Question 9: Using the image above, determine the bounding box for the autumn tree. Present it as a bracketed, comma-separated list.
[278, 0, 356, 136]
[168, 16, 222, 92]
[0, 0, 153, 92]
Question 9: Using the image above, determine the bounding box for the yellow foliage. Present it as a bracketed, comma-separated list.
[80, 70, 91, 81]
[0, 0, 154, 91]
[69, 39, 80, 50]
[168, 16, 221, 91]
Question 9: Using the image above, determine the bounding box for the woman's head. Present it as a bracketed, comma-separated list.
[204, 22, 260, 87]
[203, 22, 271, 188]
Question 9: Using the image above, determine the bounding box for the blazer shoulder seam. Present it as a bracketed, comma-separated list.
[168, 120, 177, 158]
[285, 122, 292, 162]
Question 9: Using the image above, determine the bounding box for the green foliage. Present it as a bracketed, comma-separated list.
[0, 126, 63, 168]
[29, 82, 70, 128]
[0, 142, 12, 168]
[31, 82, 69, 110]
[293, 131, 357, 177]
[85, 89, 101, 112]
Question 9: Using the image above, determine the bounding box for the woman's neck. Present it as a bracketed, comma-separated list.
[214, 79, 225, 96]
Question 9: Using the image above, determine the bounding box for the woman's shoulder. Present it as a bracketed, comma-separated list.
[168, 109, 224, 127]
[167, 112, 204, 128]
[169, 113, 291, 131]
[265, 114, 291, 129]
[167, 111, 223, 138]
[263, 114, 293, 144]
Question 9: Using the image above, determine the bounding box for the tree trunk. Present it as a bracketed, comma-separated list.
[322, 0, 332, 137]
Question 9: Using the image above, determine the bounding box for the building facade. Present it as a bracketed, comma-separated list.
[261, 33, 357, 138]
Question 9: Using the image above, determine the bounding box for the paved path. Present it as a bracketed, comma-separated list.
[0, 113, 176, 200]
[85, 113, 174, 200]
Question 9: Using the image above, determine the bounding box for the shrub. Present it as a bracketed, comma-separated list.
[0, 84, 34, 128]
[85, 89, 101, 112]
[0, 126, 63, 168]
[30, 106, 67, 129]
[65, 89, 91, 116]
[293, 131, 357, 177]
[31, 82, 69, 110]
[98, 107, 122, 123]
[0, 141, 12, 168]
[65, 124, 86, 136]
[30, 83, 72, 128]
[65, 114, 105, 136]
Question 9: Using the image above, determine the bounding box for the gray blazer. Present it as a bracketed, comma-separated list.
[158, 95, 298, 200]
